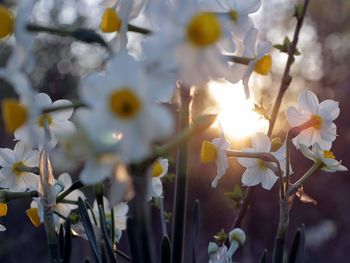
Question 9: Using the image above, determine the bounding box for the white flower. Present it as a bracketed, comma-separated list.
[148, 158, 168, 200]
[201, 130, 230, 188]
[0, 141, 39, 191]
[79, 52, 173, 163]
[300, 144, 347, 172]
[199, 0, 261, 43]
[230, 28, 271, 98]
[90, 197, 129, 242]
[209, 244, 229, 263]
[237, 132, 288, 190]
[144, 0, 232, 87]
[27, 173, 86, 230]
[100, 0, 145, 53]
[287, 90, 339, 150]
[14, 93, 76, 150]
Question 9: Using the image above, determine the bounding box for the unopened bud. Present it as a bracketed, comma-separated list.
[208, 242, 219, 255]
[229, 228, 246, 245]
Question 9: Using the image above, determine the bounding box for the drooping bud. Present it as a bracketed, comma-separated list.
[229, 228, 246, 245]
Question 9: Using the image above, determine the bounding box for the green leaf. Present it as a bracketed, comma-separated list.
[288, 225, 305, 263]
[214, 229, 227, 244]
[77, 198, 101, 263]
[126, 218, 142, 263]
[274, 36, 301, 56]
[258, 249, 268, 263]
[191, 200, 200, 263]
[59, 224, 65, 259]
[161, 235, 171, 263]
[294, 4, 304, 20]
[72, 29, 109, 49]
[225, 184, 244, 202]
[63, 221, 72, 263]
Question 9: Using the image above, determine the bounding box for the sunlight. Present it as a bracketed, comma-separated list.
[208, 80, 269, 140]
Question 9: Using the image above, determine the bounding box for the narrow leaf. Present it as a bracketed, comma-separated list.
[126, 218, 142, 263]
[63, 221, 72, 263]
[160, 235, 171, 263]
[59, 224, 65, 259]
[288, 225, 305, 263]
[77, 198, 101, 263]
[258, 249, 268, 263]
[191, 200, 200, 263]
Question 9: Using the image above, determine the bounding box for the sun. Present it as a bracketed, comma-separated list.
[208, 80, 269, 140]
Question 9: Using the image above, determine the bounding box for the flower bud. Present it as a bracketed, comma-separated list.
[229, 228, 246, 245]
[208, 242, 219, 255]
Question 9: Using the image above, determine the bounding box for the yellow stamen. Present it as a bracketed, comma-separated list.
[254, 55, 272, 75]
[2, 99, 28, 134]
[186, 12, 222, 47]
[310, 115, 322, 129]
[201, 141, 217, 163]
[229, 9, 239, 23]
[0, 5, 14, 39]
[0, 203, 8, 217]
[323, 150, 335, 159]
[109, 89, 141, 120]
[12, 161, 25, 176]
[100, 8, 122, 33]
[26, 208, 41, 227]
[151, 161, 163, 177]
[37, 114, 53, 127]
[257, 159, 267, 170]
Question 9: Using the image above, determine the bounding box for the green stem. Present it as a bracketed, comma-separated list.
[27, 24, 72, 36]
[285, 133, 291, 193]
[171, 87, 191, 263]
[42, 102, 86, 114]
[226, 55, 254, 65]
[0, 190, 39, 202]
[159, 197, 167, 236]
[56, 181, 84, 203]
[127, 24, 152, 35]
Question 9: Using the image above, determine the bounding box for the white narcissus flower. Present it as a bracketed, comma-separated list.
[0, 141, 39, 191]
[287, 90, 339, 150]
[209, 243, 229, 263]
[237, 132, 289, 190]
[26, 173, 86, 230]
[90, 197, 129, 242]
[300, 144, 347, 173]
[79, 52, 173, 163]
[148, 158, 168, 200]
[201, 130, 230, 188]
[144, 0, 232, 87]
[13, 93, 76, 150]
[100, 0, 145, 53]
[230, 28, 272, 98]
[199, 0, 261, 43]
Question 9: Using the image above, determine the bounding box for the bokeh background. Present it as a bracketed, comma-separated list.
[0, 0, 349, 262]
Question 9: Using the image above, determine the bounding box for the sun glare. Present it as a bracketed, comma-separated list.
[208, 80, 269, 140]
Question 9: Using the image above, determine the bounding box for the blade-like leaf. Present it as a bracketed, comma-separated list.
[258, 249, 268, 263]
[160, 235, 171, 263]
[126, 218, 142, 263]
[59, 224, 65, 259]
[191, 200, 200, 263]
[77, 198, 101, 263]
[63, 221, 72, 263]
[288, 225, 305, 263]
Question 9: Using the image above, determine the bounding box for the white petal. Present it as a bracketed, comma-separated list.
[319, 100, 339, 121]
[319, 122, 336, 143]
[50, 120, 76, 137]
[58, 173, 73, 189]
[0, 148, 15, 166]
[80, 160, 113, 185]
[260, 169, 278, 190]
[51, 100, 74, 121]
[36, 93, 53, 108]
[149, 105, 174, 141]
[286, 107, 309, 127]
[0, 167, 16, 188]
[298, 90, 319, 114]
[241, 167, 261, 187]
[151, 177, 163, 198]
[0, 224, 6, 231]
[23, 150, 40, 167]
[252, 132, 271, 152]
[14, 141, 32, 161]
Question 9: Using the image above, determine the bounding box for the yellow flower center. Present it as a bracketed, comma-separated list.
[229, 9, 239, 23]
[1, 99, 28, 134]
[26, 208, 41, 227]
[37, 114, 53, 127]
[323, 150, 335, 159]
[0, 5, 14, 39]
[109, 88, 141, 120]
[151, 160, 163, 177]
[12, 161, 25, 176]
[310, 115, 322, 129]
[100, 8, 122, 33]
[0, 203, 8, 217]
[201, 141, 217, 163]
[186, 12, 222, 47]
[254, 55, 272, 75]
[257, 159, 267, 170]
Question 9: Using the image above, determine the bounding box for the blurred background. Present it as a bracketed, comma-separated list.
[0, 0, 349, 262]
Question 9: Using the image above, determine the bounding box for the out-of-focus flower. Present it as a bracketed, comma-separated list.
[300, 143, 347, 172]
[144, 0, 232, 87]
[0, 141, 39, 191]
[12, 93, 76, 150]
[208, 243, 229, 263]
[90, 197, 129, 242]
[201, 129, 230, 187]
[100, 0, 145, 53]
[26, 173, 86, 230]
[148, 158, 168, 200]
[80, 52, 173, 163]
[287, 90, 339, 150]
[0, 203, 8, 231]
[237, 132, 288, 190]
[199, 0, 261, 43]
